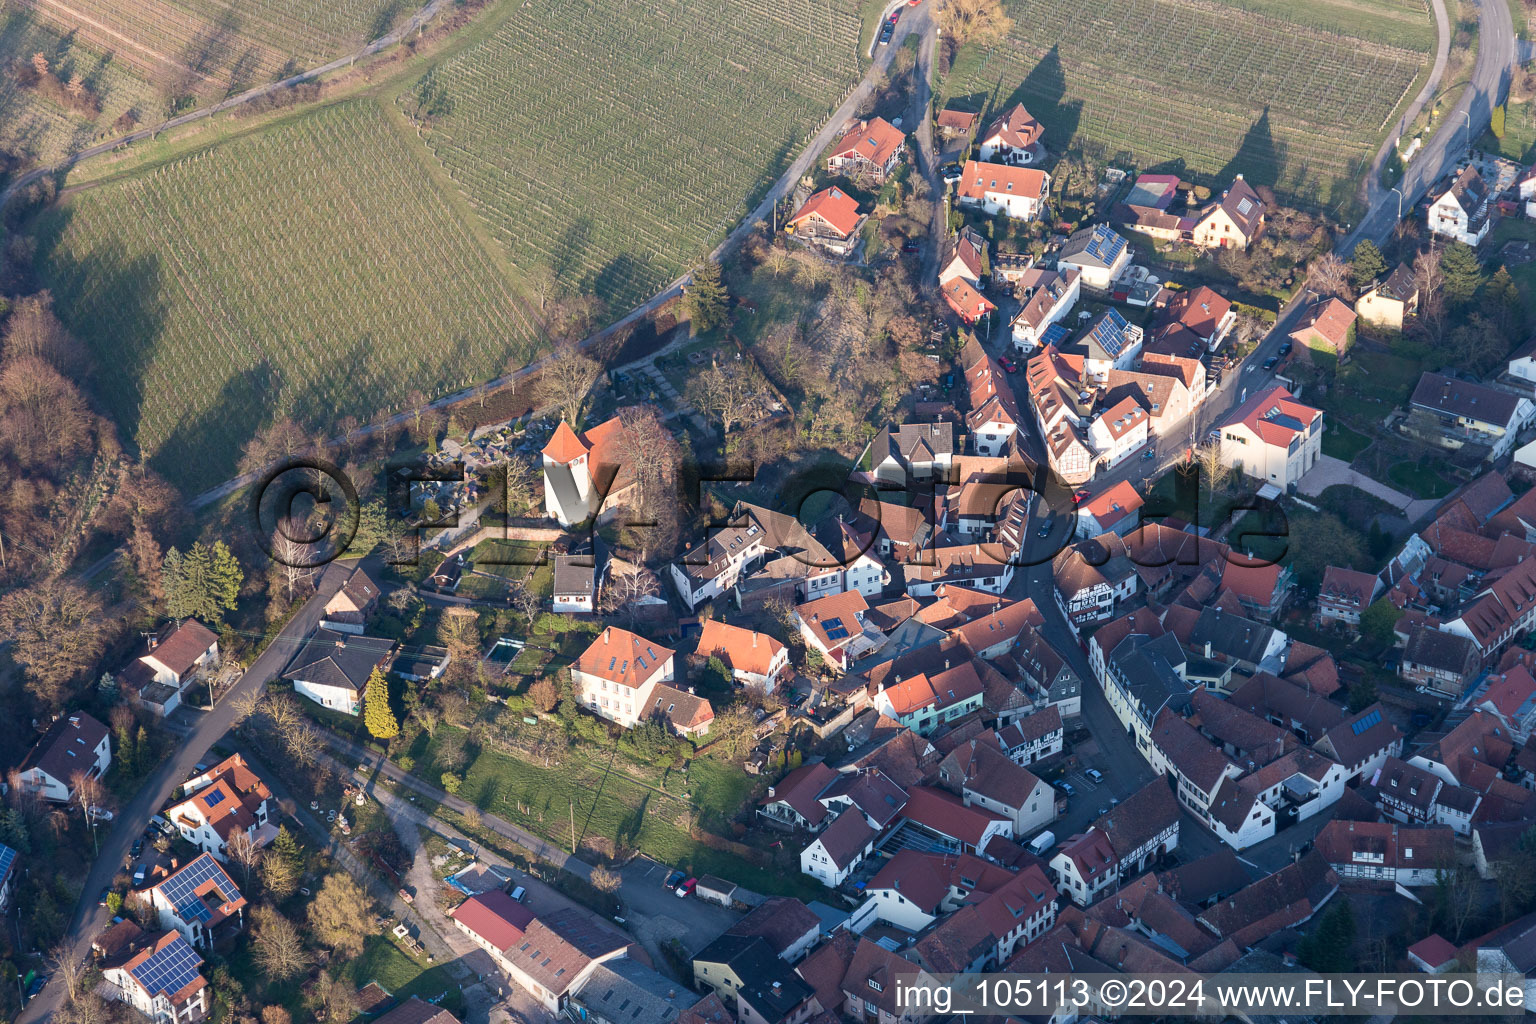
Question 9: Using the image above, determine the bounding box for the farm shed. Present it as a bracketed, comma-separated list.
[696, 875, 738, 907]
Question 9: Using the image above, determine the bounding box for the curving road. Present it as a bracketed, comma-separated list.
[1340, 0, 1520, 253]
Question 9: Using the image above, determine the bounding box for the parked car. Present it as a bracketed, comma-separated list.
[677, 877, 698, 898]
[664, 870, 686, 890]
[1085, 768, 1105, 784]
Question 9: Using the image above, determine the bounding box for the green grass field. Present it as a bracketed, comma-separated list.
[0, 11, 161, 168]
[408, 725, 817, 896]
[942, 0, 1431, 208]
[34, 98, 540, 489]
[414, 0, 866, 313]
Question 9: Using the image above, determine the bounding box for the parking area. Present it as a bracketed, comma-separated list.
[618, 858, 742, 957]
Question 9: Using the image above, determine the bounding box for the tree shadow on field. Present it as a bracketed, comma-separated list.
[27, 203, 170, 465]
[151, 361, 277, 488]
[1001, 45, 1081, 150]
[1217, 106, 1284, 189]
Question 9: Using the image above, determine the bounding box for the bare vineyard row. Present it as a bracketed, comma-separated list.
[37, 101, 540, 489]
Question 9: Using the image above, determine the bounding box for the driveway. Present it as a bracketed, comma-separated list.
[1297, 453, 1438, 522]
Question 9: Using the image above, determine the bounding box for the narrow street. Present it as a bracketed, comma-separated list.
[17, 559, 366, 1024]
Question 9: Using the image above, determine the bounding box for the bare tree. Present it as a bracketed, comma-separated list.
[685, 359, 761, 435]
[537, 343, 604, 424]
[938, 0, 1013, 46]
[1307, 252, 1353, 299]
[227, 831, 263, 889]
[48, 943, 85, 1004]
[509, 581, 541, 629]
[251, 904, 309, 979]
[271, 518, 318, 603]
[601, 567, 660, 624]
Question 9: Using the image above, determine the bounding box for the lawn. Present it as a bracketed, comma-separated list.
[1387, 457, 1456, 498]
[0, 10, 161, 170]
[407, 725, 817, 897]
[349, 933, 465, 1015]
[940, 0, 1431, 208]
[413, 0, 866, 314]
[1322, 421, 1372, 462]
[33, 98, 541, 491]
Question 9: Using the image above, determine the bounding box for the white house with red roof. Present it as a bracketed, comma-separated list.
[541, 416, 634, 526]
[1085, 397, 1149, 471]
[955, 161, 1051, 221]
[165, 753, 275, 862]
[1074, 480, 1143, 538]
[100, 927, 210, 1024]
[786, 186, 865, 254]
[1010, 267, 1080, 352]
[827, 117, 906, 183]
[1214, 385, 1322, 489]
[1049, 829, 1118, 905]
[977, 103, 1044, 163]
[570, 626, 677, 730]
[796, 590, 881, 673]
[695, 620, 790, 694]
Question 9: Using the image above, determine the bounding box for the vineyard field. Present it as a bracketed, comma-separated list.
[34, 99, 539, 490]
[0, 10, 160, 167]
[414, 0, 866, 313]
[942, 0, 1432, 208]
[13, 0, 408, 90]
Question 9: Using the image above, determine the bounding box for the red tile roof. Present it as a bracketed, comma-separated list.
[451, 890, 535, 951]
[574, 627, 675, 689]
[830, 117, 906, 167]
[957, 161, 1049, 204]
[696, 620, 785, 680]
[900, 785, 1006, 847]
[542, 420, 589, 463]
[788, 186, 863, 238]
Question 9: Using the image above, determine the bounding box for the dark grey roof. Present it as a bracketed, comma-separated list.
[1411, 372, 1525, 426]
[1188, 606, 1275, 664]
[1111, 631, 1192, 721]
[282, 629, 395, 693]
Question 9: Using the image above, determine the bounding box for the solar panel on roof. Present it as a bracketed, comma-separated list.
[1351, 709, 1383, 735]
[133, 936, 203, 998]
[159, 855, 237, 924]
